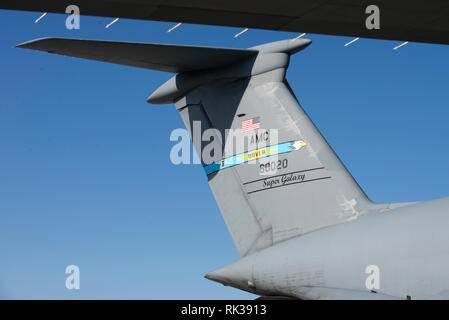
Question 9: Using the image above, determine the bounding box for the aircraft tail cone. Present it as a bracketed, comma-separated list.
[205, 258, 254, 292]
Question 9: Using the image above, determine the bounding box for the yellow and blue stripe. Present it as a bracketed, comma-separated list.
[203, 140, 306, 175]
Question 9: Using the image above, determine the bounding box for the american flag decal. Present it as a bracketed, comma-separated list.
[241, 117, 260, 133]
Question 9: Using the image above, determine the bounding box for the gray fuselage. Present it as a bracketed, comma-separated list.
[207, 197, 449, 299]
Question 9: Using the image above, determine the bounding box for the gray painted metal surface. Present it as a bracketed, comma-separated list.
[16, 37, 449, 299]
[17, 38, 258, 73]
[207, 197, 449, 299]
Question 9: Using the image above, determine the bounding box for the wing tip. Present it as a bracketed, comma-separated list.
[16, 37, 57, 49]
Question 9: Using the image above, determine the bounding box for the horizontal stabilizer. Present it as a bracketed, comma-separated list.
[16, 38, 258, 73]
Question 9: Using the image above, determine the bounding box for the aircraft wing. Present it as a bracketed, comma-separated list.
[2, 0, 449, 45]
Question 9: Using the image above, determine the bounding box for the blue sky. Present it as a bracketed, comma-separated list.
[1, 9, 448, 299]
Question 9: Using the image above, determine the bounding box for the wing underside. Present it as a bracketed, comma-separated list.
[2, 0, 449, 45]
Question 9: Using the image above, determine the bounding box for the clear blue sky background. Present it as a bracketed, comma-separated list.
[1, 9, 448, 299]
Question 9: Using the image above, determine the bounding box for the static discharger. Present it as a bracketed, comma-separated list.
[234, 28, 249, 38]
[344, 37, 360, 47]
[167, 23, 182, 32]
[105, 18, 120, 28]
[393, 41, 409, 50]
[34, 12, 47, 23]
[292, 33, 307, 41]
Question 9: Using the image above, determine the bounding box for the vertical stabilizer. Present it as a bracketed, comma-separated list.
[165, 39, 375, 256]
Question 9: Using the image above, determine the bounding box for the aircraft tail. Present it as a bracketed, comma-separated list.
[148, 38, 377, 255]
[18, 37, 377, 256]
